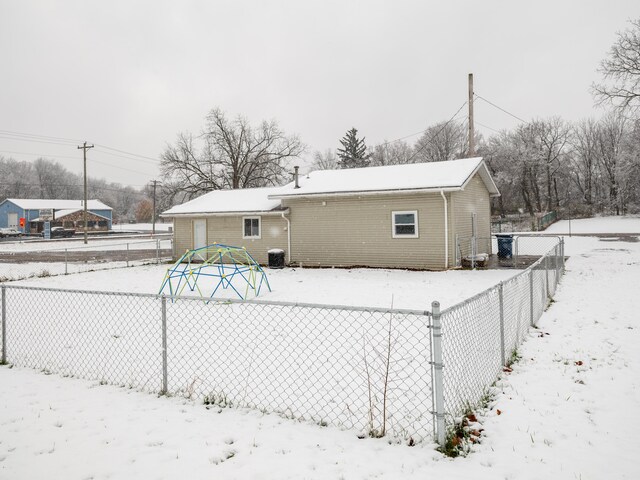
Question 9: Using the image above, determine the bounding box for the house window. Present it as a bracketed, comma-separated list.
[392, 211, 418, 238]
[243, 216, 261, 239]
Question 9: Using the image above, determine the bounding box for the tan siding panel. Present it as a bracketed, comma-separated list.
[451, 174, 492, 257]
[173, 217, 192, 259]
[171, 216, 287, 264]
[205, 215, 288, 265]
[283, 193, 448, 269]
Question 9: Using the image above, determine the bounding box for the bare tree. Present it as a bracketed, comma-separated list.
[160, 132, 220, 200]
[570, 119, 600, 213]
[370, 140, 414, 166]
[536, 118, 571, 211]
[161, 108, 304, 199]
[593, 18, 640, 112]
[135, 198, 154, 223]
[412, 120, 468, 163]
[595, 112, 628, 215]
[310, 149, 338, 170]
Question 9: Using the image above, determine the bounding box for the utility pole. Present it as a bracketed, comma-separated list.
[77, 141, 94, 244]
[468, 73, 475, 157]
[151, 179, 159, 235]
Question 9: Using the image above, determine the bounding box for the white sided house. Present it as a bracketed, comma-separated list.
[162, 157, 500, 270]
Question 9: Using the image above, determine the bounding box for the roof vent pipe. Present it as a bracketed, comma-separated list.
[294, 166, 300, 189]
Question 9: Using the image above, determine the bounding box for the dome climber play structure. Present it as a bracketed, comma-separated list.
[159, 243, 271, 300]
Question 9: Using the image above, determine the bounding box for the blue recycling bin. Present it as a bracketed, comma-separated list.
[496, 234, 514, 259]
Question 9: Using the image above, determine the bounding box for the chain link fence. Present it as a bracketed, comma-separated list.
[435, 240, 564, 442]
[456, 234, 563, 269]
[0, 286, 434, 442]
[0, 237, 173, 282]
[0, 237, 565, 446]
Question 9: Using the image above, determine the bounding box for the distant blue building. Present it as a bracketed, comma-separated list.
[0, 199, 113, 233]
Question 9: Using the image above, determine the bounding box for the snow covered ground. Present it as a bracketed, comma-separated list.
[0, 237, 171, 253]
[0, 237, 173, 281]
[112, 223, 173, 233]
[546, 214, 640, 234]
[1, 220, 639, 478]
[14, 263, 517, 310]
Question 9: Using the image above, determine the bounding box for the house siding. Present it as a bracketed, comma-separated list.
[167, 171, 493, 270]
[0, 200, 23, 229]
[282, 192, 451, 270]
[172, 215, 288, 265]
[0, 200, 113, 232]
[451, 174, 492, 258]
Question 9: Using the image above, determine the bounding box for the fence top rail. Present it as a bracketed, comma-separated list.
[0, 283, 431, 317]
[457, 234, 563, 241]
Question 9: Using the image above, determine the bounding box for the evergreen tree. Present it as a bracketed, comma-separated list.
[337, 128, 371, 168]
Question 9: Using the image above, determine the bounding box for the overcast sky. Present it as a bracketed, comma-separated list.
[1, 0, 638, 187]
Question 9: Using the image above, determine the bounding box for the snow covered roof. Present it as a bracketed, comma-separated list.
[31, 209, 111, 222]
[270, 157, 500, 199]
[162, 186, 286, 216]
[5, 199, 113, 211]
[162, 158, 499, 216]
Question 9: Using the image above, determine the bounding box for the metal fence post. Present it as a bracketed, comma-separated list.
[64, 249, 68, 275]
[552, 245, 556, 284]
[498, 282, 505, 366]
[561, 238, 565, 274]
[529, 268, 534, 326]
[1, 285, 6, 364]
[161, 295, 168, 395]
[544, 254, 550, 300]
[431, 301, 446, 447]
[126, 243, 130, 267]
[156, 239, 160, 265]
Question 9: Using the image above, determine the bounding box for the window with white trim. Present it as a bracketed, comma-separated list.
[243, 216, 261, 239]
[392, 211, 418, 238]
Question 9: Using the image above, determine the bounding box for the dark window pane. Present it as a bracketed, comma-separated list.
[396, 224, 416, 235]
[245, 218, 260, 237]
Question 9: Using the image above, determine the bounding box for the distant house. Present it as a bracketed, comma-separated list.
[0, 199, 113, 234]
[162, 157, 500, 270]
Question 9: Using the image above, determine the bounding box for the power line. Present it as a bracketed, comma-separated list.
[0, 134, 79, 147]
[475, 121, 502, 134]
[0, 182, 150, 193]
[373, 128, 435, 149]
[91, 159, 153, 176]
[93, 143, 161, 163]
[92, 147, 161, 165]
[0, 149, 81, 160]
[0, 129, 83, 144]
[0, 149, 155, 176]
[404, 102, 469, 163]
[474, 94, 528, 124]
[0, 128, 161, 164]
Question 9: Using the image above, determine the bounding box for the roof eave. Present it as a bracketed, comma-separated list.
[161, 208, 290, 218]
[459, 159, 500, 196]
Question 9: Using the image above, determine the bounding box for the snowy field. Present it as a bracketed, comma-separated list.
[546, 214, 640, 234]
[0, 237, 171, 253]
[0, 237, 173, 281]
[112, 223, 173, 233]
[1, 219, 639, 478]
[14, 263, 517, 310]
